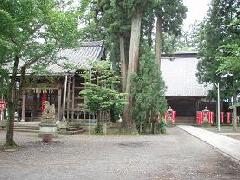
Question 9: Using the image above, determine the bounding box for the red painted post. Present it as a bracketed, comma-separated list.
[172, 111, 176, 124]
[196, 112, 199, 124]
[207, 112, 211, 124]
[227, 112, 231, 124]
[199, 112, 202, 125]
[221, 112, 224, 124]
[211, 112, 214, 124]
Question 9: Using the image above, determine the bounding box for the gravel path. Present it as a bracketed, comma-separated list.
[0, 127, 240, 180]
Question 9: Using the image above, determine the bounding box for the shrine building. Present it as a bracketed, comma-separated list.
[161, 52, 214, 124]
[17, 41, 105, 122]
[13, 45, 216, 124]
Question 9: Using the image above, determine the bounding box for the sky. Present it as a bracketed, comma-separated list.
[182, 0, 211, 30]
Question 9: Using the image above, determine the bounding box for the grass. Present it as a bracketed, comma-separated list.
[81, 124, 169, 136]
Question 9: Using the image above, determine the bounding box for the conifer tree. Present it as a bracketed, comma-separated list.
[197, 0, 239, 131]
[132, 45, 166, 134]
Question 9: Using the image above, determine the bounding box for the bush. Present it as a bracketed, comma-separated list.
[95, 122, 103, 135]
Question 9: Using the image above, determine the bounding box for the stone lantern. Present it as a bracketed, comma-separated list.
[39, 101, 57, 142]
[202, 106, 210, 125]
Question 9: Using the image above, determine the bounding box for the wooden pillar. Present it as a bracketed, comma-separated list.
[71, 76, 75, 120]
[67, 77, 71, 121]
[0, 111, 3, 121]
[21, 91, 26, 122]
[57, 88, 62, 121]
[62, 75, 68, 121]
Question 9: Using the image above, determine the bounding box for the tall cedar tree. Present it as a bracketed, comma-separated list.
[197, 0, 239, 130]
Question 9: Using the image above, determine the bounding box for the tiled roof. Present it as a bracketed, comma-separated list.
[161, 55, 212, 97]
[23, 41, 104, 75]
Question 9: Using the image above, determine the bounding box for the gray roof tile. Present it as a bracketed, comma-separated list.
[22, 41, 104, 75]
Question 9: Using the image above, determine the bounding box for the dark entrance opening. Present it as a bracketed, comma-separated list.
[167, 96, 197, 124]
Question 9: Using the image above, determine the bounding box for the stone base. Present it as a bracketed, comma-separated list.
[103, 123, 107, 135]
[42, 134, 53, 142]
[0, 120, 6, 128]
[57, 121, 68, 131]
[39, 123, 57, 141]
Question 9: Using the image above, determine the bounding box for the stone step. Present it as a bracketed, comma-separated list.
[13, 128, 39, 133]
[14, 122, 40, 130]
[175, 117, 195, 124]
[14, 126, 39, 130]
[58, 128, 86, 135]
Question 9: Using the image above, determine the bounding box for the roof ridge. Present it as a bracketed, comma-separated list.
[79, 41, 104, 47]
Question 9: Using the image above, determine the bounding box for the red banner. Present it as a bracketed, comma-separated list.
[0, 100, 6, 111]
[196, 111, 202, 125]
[41, 93, 47, 112]
[227, 112, 231, 124]
[210, 112, 214, 124]
[172, 111, 176, 124]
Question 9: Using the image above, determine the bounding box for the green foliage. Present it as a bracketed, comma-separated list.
[197, 0, 240, 99]
[0, 0, 80, 71]
[167, 22, 202, 52]
[79, 0, 187, 76]
[217, 19, 240, 74]
[132, 45, 167, 134]
[0, 0, 81, 145]
[0, 0, 81, 97]
[154, 0, 187, 36]
[94, 121, 103, 135]
[156, 120, 167, 134]
[80, 61, 127, 119]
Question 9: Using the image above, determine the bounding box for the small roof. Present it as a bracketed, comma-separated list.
[13, 41, 104, 75]
[161, 53, 212, 97]
[57, 41, 104, 70]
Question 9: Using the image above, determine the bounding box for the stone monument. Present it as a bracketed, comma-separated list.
[202, 106, 210, 126]
[166, 106, 173, 125]
[39, 101, 57, 142]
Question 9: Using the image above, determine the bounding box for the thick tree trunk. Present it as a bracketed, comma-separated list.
[19, 67, 26, 97]
[155, 15, 163, 69]
[5, 56, 19, 147]
[19, 67, 26, 122]
[119, 35, 127, 92]
[122, 8, 143, 130]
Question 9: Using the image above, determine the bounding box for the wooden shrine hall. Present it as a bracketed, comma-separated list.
[18, 41, 105, 122]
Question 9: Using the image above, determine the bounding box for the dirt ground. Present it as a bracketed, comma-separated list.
[0, 127, 240, 180]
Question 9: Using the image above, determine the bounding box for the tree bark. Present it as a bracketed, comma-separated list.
[155, 15, 163, 69]
[119, 35, 127, 92]
[122, 8, 143, 130]
[19, 67, 26, 122]
[5, 56, 20, 147]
